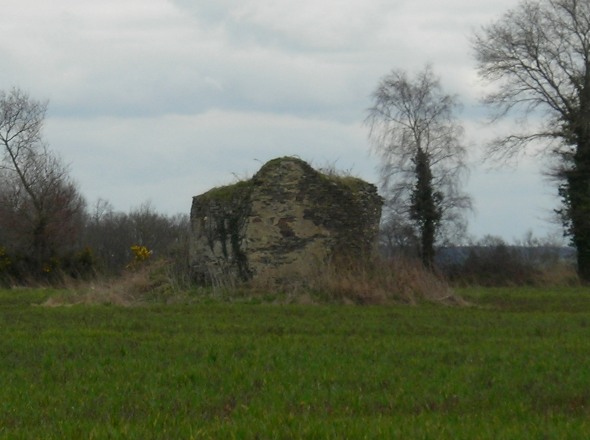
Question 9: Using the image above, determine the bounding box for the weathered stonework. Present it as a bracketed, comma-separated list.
[189, 157, 383, 285]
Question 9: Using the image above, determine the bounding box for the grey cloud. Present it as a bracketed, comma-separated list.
[0, 0, 556, 239]
[46, 111, 376, 214]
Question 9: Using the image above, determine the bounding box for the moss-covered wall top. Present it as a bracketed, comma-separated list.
[189, 157, 383, 285]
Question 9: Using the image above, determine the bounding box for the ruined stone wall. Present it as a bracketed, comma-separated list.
[190, 157, 382, 285]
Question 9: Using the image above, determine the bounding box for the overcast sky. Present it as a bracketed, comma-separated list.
[0, 0, 564, 242]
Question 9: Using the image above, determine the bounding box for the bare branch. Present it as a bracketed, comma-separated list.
[473, 0, 590, 157]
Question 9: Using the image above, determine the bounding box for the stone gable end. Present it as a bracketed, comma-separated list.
[189, 157, 383, 285]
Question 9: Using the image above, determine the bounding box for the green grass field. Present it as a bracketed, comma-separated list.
[1, 287, 590, 438]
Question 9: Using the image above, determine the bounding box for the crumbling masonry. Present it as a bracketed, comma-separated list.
[189, 157, 383, 285]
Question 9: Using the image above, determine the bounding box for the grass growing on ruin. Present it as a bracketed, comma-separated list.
[1, 287, 590, 438]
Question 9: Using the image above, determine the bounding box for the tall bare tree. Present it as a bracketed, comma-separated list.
[366, 66, 471, 268]
[473, 0, 590, 281]
[0, 88, 85, 274]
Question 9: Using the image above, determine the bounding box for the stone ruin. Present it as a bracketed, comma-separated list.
[189, 157, 383, 285]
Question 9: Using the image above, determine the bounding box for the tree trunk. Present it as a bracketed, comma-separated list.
[421, 214, 437, 270]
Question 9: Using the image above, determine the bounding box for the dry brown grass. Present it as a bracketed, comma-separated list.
[43, 256, 464, 306]
[535, 262, 580, 287]
[42, 260, 174, 307]
[246, 256, 463, 305]
[310, 257, 463, 305]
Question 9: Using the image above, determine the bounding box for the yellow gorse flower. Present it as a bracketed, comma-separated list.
[130, 245, 152, 262]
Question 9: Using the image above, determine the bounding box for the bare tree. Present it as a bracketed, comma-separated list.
[366, 66, 472, 268]
[473, 0, 590, 281]
[0, 88, 85, 274]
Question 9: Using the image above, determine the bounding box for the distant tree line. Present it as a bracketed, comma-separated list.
[440, 234, 576, 287]
[82, 200, 189, 277]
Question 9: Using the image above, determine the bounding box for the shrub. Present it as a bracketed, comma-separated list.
[441, 234, 578, 287]
[130, 245, 152, 264]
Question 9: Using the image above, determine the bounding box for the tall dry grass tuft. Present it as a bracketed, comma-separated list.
[246, 256, 464, 305]
[307, 256, 462, 305]
[535, 262, 580, 287]
[43, 260, 177, 307]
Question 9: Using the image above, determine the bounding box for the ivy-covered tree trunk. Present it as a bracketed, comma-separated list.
[561, 130, 590, 282]
[410, 148, 442, 269]
[558, 72, 590, 283]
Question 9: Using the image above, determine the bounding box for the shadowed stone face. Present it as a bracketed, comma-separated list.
[189, 157, 383, 285]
